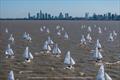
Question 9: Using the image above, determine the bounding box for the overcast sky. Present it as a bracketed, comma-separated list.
[0, 0, 120, 18]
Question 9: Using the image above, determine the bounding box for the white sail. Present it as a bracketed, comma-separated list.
[23, 32, 27, 39]
[56, 25, 60, 30]
[47, 45, 52, 51]
[5, 28, 8, 33]
[64, 32, 69, 39]
[64, 51, 71, 65]
[57, 30, 61, 36]
[88, 26, 92, 32]
[40, 27, 43, 32]
[23, 47, 29, 59]
[98, 51, 103, 59]
[96, 64, 105, 80]
[93, 47, 103, 60]
[46, 28, 50, 33]
[8, 70, 15, 80]
[47, 36, 54, 45]
[52, 44, 61, 55]
[61, 27, 64, 31]
[113, 30, 117, 36]
[70, 57, 75, 65]
[43, 26, 46, 29]
[29, 52, 34, 59]
[43, 41, 48, 50]
[105, 73, 112, 80]
[109, 33, 114, 41]
[98, 27, 102, 34]
[64, 51, 75, 65]
[9, 34, 14, 43]
[5, 44, 14, 56]
[86, 33, 92, 42]
[23, 47, 33, 60]
[96, 39, 102, 49]
[26, 34, 32, 41]
[81, 35, 86, 44]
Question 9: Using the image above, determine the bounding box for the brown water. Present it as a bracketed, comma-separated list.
[0, 20, 120, 80]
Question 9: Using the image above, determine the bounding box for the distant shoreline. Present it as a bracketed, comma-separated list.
[0, 19, 120, 21]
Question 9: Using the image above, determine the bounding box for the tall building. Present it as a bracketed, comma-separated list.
[59, 12, 64, 19]
[85, 12, 89, 19]
[28, 12, 31, 19]
[65, 13, 69, 19]
[37, 13, 40, 19]
[40, 10, 42, 19]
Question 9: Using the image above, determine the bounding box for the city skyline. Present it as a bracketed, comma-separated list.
[0, 0, 120, 18]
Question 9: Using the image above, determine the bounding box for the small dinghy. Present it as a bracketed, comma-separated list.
[64, 51, 75, 70]
[108, 33, 114, 41]
[88, 26, 92, 32]
[92, 47, 103, 62]
[9, 34, 14, 43]
[23, 47, 33, 63]
[96, 64, 112, 80]
[80, 35, 86, 45]
[96, 39, 102, 50]
[23, 32, 32, 42]
[43, 41, 52, 53]
[52, 44, 61, 57]
[5, 44, 14, 58]
[86, 33, 92, 42]
[64, 32, 69, 40]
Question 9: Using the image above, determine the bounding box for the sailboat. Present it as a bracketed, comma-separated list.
[57, 30, 61, 36]
[96, 39, 102, 50]
[23, 47, 33, 62]
[112, 30, 117, 37]
[86, 33, 92, 42]
[5, 28, 8, 33]
[64, 32, 69, 40]
[40, 27, 43, 32]
[96, 64, 105, 80]
[88, 26, 92, 32]
[47, 36, 54, 45]
[5, 44, 14, 58]
[64, 51, 75, 69]
[96, 64, 112, 80]
[81, 35, 86, 45]
[43, 41, 52, 53]
[46, 28, 50, 33]
[23, 32, 32, 42]
[8, 70, 15, 80]
[93, 47, 103, 62]
[52, 44, 61, 57]
[108, 33, 114, 41]
[98, 27, 102, 34]
[9, 34, 14, 43]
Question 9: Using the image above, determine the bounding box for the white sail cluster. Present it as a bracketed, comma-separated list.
[86, 33, 92, 42]
[23, 32, 32, 41]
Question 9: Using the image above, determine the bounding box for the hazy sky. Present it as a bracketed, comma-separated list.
[0, 0, 120, 18]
